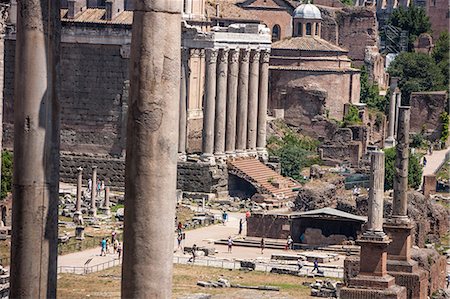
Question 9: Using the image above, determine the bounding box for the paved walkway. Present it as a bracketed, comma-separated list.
[422, 148, 449, 176]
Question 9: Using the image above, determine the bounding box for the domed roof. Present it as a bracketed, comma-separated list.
[293, 2, 322, 20]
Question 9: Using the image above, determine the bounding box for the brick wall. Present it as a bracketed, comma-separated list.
[3, 40, 129, 155]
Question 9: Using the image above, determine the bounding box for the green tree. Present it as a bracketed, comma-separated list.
[387, 5, 431, 51]
[359, 66, 386, 112]
[343, 105, 362, 126]
[383, 147, 423, 190]
[387, 52, 445, 103]
[1, 151, 13, 200]
[432, 31, 449, 87]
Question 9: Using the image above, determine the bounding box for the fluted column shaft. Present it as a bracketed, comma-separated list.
[76, 167, 83, 211]
[225, 49, 239, 154]
[393, 107, 410, 217]
[214, 49, 228, 156]
[178, 48, 188, 157]
[367, 151, 385, 233]
[257, 50, 270, 152]
[236, 49, 250, 153]
[247, 50, 260, 152]
[201, 48, 218, 159]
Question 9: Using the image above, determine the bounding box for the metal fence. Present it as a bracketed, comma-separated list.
[58, 258, 122, 274]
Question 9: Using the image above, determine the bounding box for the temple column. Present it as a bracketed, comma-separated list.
[257, 49, 270, 159]
[236, 48, 250, 154]
[225, 49, 239, 156]
[103, 186, 111, 216]
[366, 151, 386, 235]
[121, 1, 180, 297]
[247, 50, 260, 155]
[178, 47, 188, 161]
[201, 48, 218, 163]
[214, 48, 229, 160]
[10, 0, 60, 297]
[90, 166, 97, 216]
[385, 89, 397, 148]
[76, 167, 83, 212]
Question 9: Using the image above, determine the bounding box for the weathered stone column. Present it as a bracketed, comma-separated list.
[393, 106, 410, 220]
[247, 50, 260, 154]
[10, 0, 61, 297]
[121, 1, 180, 298]
[225, 49, 239, 156]
[76, 167, 83, 212]
[385, 91, 397, 148]
[103, 186, 111, 216]
[366, 151, 385, 235]
[0, 5, 8, 190]
[178, 47, 188, 161]
[393, 90, 401, 139]
[90, 166, 97, 216]
[214, 48, 229, 159]
[236, 48, 250, 154]
[257, 49, 270, 159]
[201, 48, 218, 163]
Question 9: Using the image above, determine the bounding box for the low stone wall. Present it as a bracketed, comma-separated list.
[177, 161, 228, 194]
[247, 213, 291, 240]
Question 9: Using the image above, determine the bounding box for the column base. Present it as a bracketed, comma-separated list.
[257, 147, 268, 162]
[89, 208, 97, 217]
[199, 153, 216, 165]
[384, 219, 414, 263]
[214, 153, 227, 164]
[246, 149, 258, 158]
[385, 136, 396, 148]
[235, 150, 248, 158]
[178, 152, 187, 162]
[341, 280, 406, 299]
[225, 151, 237, 159]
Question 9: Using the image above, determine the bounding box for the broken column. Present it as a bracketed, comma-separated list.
[90, 165, 97, 216]
[121, 1, 180, 298]
[384, 106, 429, 297]
[10, 0, 60, 297]
[340, 151, 406, 299]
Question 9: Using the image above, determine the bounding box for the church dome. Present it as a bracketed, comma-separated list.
[293, 2, 322, 20]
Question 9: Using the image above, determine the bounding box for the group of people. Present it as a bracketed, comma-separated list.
[88, 178, 105, 196]
[100, 230, 122, 259]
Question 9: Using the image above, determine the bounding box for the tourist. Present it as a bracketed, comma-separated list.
[297, 257, 305, 271]
[446, 272, 450, 288]
[177, 233, 183, 251]
[423, 156, 427, 167]
[188, 244, 197, 263]
[117, 242, 122, 259]
[245, 210, 251, 221]
[238, 219, 243, 235]
[177, 221, 183, 233]
[100, 238, 107, 256]
[111, 230, 116, 243]
[101, 180, 105, 193]
[96, 179, 101, 195]
[88, 178, 92, 193]
[312, 258, 320, 273]
[260, 238, 265, 254]
[227, 236, 233, 253]
[287, 235, 293, 250]
[106, 239, 110, 254]
[113, 239, 119, 254]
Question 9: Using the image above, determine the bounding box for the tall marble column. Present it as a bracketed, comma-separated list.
[103, 186, 111, 216]
[366, 151, 385, 235]
[247, 50, 260, 154]
[90, 166, 97, 216]
[121, 1, 180, 297]
[178, 47, 188, 161]
[214, 48, 229, 159]
[393, 106, 410, 220]
[76, 167, 83, 212]
[201, 48, 218, 163]
[236, 48, 250, 154]
[225, 49, 239, 156]
[257, 49, 270, 158]
[385, 90, 397, 148]
[10, 0, 60, 297]
[0, 6, 8, 191]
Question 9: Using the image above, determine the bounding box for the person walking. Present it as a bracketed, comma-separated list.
[113, 239, 119, 254]
[222, 211, 226, 225]
[227, 236, 233, 253]
[287, 235, 293, 250]
[312, 258, 320, 273]
[177, 233, 183, 251]
[238, 219, 243, 235]
[297, 257, 305, 271]
[423, 156, 427, 166]
[117, 242, 122, 259]
[260, 238, 265, 254]
[188, 244, 197, 263]
[100, 238, 107, 256]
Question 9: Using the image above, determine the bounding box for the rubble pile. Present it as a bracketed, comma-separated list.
[305, 279, 341, 298]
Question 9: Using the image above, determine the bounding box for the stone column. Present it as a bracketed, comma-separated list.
[201, 48, 218, 163]
[257, 49, 270, 159]
[0, 5, 8, 191]
[103, 186, 111, 216]
[76, 167, 83, 212]
[366, 151, 385, 235]
[121, 1, 180, 297]
[385, 90, 397, 148]
[90, 166, 97, 216]
[393, 90, 401, 139]
[10, 0, 60, 297]
[247, 50, 260, 155]
[236, 48, 250, 154]
[225, 49, 239, 156]
[214, 48, 228, 160]
[178, 48, 188, 161]
[393, 106, 410, 220]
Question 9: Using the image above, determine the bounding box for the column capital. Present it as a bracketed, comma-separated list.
[229, 48, 240, 63]
[218, 48, 229, 63]
[260, 50, 270, 63]
[205, 48, 218, 63]
[249, 50, 260, 63]
[239, 49, 250, 63]
[190, 48, 204, 58]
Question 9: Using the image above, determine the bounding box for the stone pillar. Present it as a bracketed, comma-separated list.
[247, 50, 260, 155]
[366, 151, 385, 235]
[392, 107, 410, 220]
[76, 167, 83, 212]
[257, 49, 270, 159]
[121, 1, 180, 297]
[214, 48, 228, 160]
[385, 90, 397, 148]
[90, 166, 97, 216]
[393, 90, 401, 139]
[10, 0, 60, 297]
[103, 186, 111, 216]
[201, 48, 218, 163]
[0, 6, 8, 191]
[178, 47, 188, 161]
[225, 49, 239, 156]
[236, 48, 250, 154]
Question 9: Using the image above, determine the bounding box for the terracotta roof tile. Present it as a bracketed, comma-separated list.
[272, 36, 347, 52]
[61, 8, 133, 25]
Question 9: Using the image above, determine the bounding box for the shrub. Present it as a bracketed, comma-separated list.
[1, 151, 13, 200]
[383, 147, 423, 190]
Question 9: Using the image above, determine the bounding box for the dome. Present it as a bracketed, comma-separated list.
[293, 2, 322, 20]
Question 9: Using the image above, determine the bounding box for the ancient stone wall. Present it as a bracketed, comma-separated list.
[426, 0, 449, 40]
[3, 40, 130, 155]
[177, 161, 228, 194]
[409, 91, 448, 142]
[247, 213, 291, 239]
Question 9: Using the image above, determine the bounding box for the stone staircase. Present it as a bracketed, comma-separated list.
[228, 158, 301, 200]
